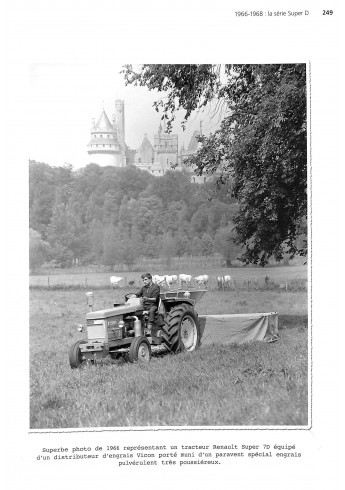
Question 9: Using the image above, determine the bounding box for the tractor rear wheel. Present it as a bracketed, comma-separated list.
[69, 340, 87, 368]
[128, 337, 151, 363]
[162, 304, 201, 353]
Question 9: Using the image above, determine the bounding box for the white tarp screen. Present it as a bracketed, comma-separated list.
[198, 312, 279, 345]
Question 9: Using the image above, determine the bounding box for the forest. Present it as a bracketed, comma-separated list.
[29, 160, 241, 271]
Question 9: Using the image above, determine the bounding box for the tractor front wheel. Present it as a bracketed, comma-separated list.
[69, 340, 87, 368]
[128, 337, 151, 363]
[162, 304, 201, 353]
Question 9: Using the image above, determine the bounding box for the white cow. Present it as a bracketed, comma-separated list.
[110, 276, 123, 288]
[164, 274, 178, 289]
[179, 273, 192, 288]
[194, 274, 209, 288]
[152, 274, 166, 286]
[217, 274, 231, 290]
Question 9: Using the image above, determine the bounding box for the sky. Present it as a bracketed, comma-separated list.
[28, 63, 223, 169]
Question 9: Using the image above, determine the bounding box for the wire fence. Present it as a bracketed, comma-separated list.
[29, 276, 307, 292]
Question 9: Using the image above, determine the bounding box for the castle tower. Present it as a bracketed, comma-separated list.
[87, 102, 127, 167]
[115, 99, 126, 166]
[180, 128, 211, 183]
[136, 133, 154, 164]
[153, 121, 178, 171]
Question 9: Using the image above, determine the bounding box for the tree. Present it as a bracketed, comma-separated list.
[102, 190, 119, 226]
[122, 64, 307, 265]
[29, 228, 51, 272]
[144, 234, 161, 258]
[207, 201, 238, 234]
[214, 225, 241, 266]
[190, 205, 209, 234]
[162, 201, 188, 235]
[118, 237, 138, 270]
[161, 234, 176, 267]
[147, 170, 194, 205]
[29, 161, 74, 238]
[115, 165, 154, 201]
[174, 233, 189, 258]
[117, 195, 132, 236]
[201, 233, 214, 257]
[47, 202, 86, 267]
[134, 195, 164, 238]
[130, 218, 143, 259]
[190, 236, 203, 256]
[89, 220, 104, 264]
[102, 226, 120, 269]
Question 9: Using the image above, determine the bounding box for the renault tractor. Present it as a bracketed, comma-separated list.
[69, 289, 206, 368]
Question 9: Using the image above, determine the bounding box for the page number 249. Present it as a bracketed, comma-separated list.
[323, 10, 333, 15]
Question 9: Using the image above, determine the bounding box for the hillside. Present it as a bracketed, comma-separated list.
[29, 161, 239, 269]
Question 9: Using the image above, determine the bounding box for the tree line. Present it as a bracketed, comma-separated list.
[29, 161, 241, 271]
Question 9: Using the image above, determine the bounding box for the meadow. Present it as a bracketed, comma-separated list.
[30, 264, 308, 290]
[30, 274, 308, 429]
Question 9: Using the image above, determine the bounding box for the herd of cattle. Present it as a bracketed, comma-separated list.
[110, 274, 232, 290]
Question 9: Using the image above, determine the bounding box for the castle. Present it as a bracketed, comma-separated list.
[87, 100, 126, 167]
[87, 100, 213, 183]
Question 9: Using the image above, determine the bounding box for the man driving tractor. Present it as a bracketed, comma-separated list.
[129, 273, 160, 335]
[69, 272, 205, 368]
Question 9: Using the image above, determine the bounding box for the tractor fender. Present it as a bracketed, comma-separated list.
[163, 299, 197, 314]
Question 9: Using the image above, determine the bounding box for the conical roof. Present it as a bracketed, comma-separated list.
[94, 110, 114, 132]
[139, 133, 153, 150]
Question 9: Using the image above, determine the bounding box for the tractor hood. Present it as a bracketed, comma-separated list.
[160, 289, 206, 305]
[86, 303, 143, 320]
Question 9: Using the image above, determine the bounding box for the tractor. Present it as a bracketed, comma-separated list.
[69, 289, 206, 368]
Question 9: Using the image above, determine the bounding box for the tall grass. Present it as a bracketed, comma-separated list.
[31, 333, 308, 428]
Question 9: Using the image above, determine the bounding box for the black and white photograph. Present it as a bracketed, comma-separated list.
[29, 63, 308, 429]
[5, 1, 341, 489]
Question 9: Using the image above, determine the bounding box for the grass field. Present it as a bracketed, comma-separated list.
[30, 264, 308, 290]
[30, 284, 308, 429]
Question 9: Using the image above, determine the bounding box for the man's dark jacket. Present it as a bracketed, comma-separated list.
[135, 283, 160, 310]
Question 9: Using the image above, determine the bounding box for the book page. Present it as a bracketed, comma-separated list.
[5, 1, 342, 489]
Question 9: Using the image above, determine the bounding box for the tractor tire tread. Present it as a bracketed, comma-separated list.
[162, 303, 198, 353]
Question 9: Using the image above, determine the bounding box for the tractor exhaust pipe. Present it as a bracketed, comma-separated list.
[86, 292, 94, 312]
[126, 315, 142, 337]
[122, 315, 142, 337]
[133, 316, 142, 337]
